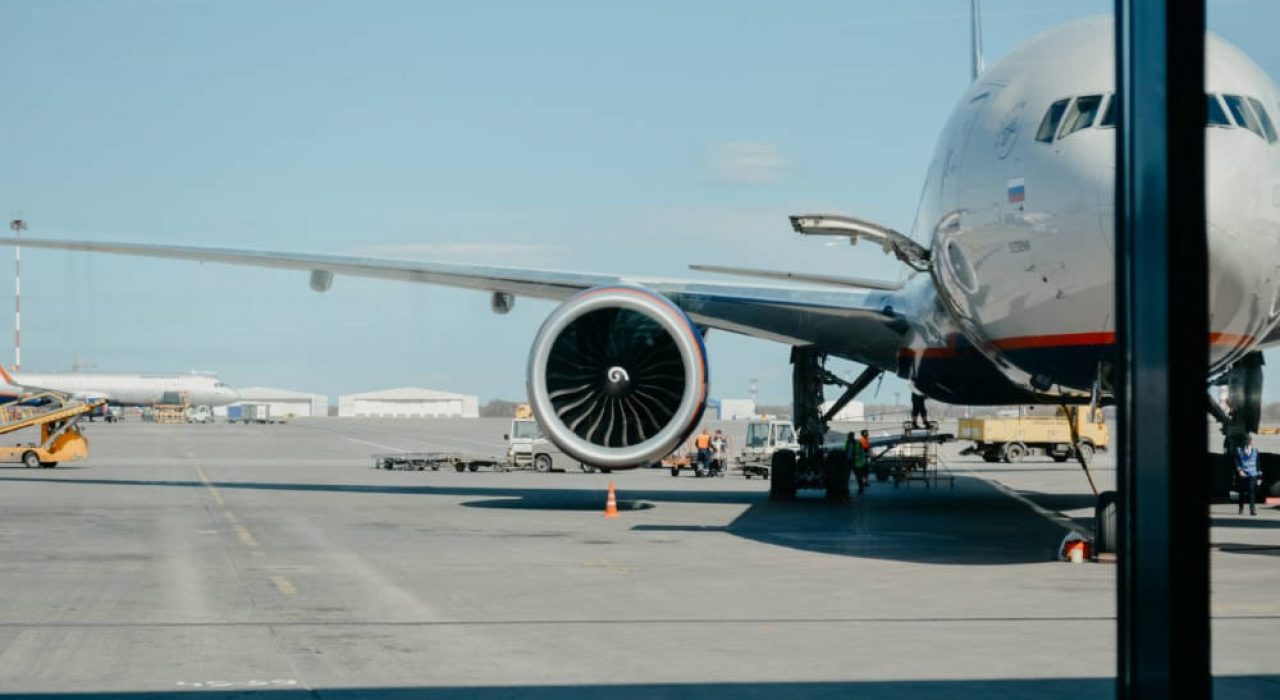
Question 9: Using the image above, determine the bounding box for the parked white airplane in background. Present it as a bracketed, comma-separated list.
[0, 369, 238, 408]
[2, 13, 1277, 514]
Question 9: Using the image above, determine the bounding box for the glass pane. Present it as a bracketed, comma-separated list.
[1246, 96, 1277, 141]
[1207, 94, 1231, 126]
[1100, 93, 1117, 127]
[1036, 98, 1071, 142]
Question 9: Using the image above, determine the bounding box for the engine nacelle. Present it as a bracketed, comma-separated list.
[526, 286, 708, 469]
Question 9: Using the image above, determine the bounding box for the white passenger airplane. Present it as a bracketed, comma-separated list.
[0, 369, 238, 408]
[2, 12, 1277, 503]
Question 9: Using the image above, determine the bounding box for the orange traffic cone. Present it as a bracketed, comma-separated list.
[604, 481, 619, 518]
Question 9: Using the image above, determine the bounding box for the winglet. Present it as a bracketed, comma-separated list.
[0, 365, 15, 386]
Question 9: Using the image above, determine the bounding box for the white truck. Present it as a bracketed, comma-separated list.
[186, 405, 213, 424]
[504, 417, 599, 472]
[737, 420, 800, 478]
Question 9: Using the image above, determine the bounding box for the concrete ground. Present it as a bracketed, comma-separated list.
[0, 417, 1274, 699]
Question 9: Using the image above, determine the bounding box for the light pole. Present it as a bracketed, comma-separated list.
[9, 218, 25, 371]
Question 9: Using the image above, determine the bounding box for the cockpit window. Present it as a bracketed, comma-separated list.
[1060, 95, 1103, 137]
[1207, 94, 1231, 127]
[1035, 98, 1070, 143]
[1224, 94, 1265, 138]
[1099, 94, 1117, 127]
[1246, 97, 1278, 143]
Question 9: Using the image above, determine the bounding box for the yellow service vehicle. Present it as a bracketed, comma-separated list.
[0, 395, 105, 468]
[958, 407, 1108, 464]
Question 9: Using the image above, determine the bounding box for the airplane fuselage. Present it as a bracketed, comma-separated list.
[6, 371, 239, 407]
[896, 17, 1280, 403]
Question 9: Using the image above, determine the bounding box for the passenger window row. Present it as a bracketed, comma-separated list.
[1035, 92, 1278, 144]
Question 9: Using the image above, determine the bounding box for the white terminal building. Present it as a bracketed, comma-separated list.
[216, 386, 329, 419]
[820, 399, 866, 422]
[709, 398, 758, 420]
[338, 387, 479, 418]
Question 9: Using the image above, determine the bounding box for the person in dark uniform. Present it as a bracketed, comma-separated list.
[910, 389, 929, 429]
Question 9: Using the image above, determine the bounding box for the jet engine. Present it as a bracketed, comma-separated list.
[526, 286, 708, 469]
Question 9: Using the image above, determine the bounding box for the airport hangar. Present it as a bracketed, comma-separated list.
[337, 387, 479, 418]
[215, 386, 329, 419]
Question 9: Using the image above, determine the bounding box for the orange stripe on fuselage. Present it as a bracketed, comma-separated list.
[906, 331, 1255, 357]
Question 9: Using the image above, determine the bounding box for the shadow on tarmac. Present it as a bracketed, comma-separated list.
[0, 473, 1071, 565]
[1214, 544, 1280, 557]
[1212, 516, 1280, 529]
[1, 677, 1278, 699]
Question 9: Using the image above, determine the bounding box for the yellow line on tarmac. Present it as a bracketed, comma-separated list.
[195, 465, 226, 507]
[271, 576, 297, 595]
[223, 510, 240, 524]
[234, 525, 259, 548]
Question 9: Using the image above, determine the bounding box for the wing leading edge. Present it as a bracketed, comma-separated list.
[0, 236, 911, 371]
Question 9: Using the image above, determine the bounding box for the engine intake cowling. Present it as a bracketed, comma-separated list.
[527, 286, 708, 469]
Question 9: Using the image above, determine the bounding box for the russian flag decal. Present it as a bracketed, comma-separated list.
[1007, 178, 1026, 204]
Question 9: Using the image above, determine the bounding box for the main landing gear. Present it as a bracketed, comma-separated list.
[769, 347, 881, 503]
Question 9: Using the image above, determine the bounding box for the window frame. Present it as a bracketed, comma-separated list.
[1223, 94, 1265, 139]
[1059, 94, 1105, 138]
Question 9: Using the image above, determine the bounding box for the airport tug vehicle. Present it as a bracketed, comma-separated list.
[736, 420, 800, 479]
[0, 392, 105, 468]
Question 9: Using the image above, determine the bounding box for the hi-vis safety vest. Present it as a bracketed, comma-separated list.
[695, 433, 711, 449]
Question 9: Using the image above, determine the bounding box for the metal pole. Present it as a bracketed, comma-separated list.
[8, 218, 24, 372]
[1114, 1, 1210, 697]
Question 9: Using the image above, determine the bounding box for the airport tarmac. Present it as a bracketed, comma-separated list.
[0, 418, 1275, 698]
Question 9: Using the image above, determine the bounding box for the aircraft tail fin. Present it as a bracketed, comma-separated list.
[970, 0, 985, 81]
[0, 366, 15, 386]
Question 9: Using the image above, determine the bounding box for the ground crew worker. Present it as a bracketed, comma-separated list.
[911, 389, 929, 429]
[1236, 434, 1262, 516]
[694, 428, 712, 474]
[711, 429, 727, 475]
[847, 431, 868, 495]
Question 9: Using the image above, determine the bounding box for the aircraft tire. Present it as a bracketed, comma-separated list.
[1095, 490, 1119, 554]
[769, 450, 797, 501]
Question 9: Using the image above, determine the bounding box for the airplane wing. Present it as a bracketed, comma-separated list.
[0, 237, 912, 371]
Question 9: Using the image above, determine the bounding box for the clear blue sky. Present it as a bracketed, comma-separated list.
[1, 0, 1276, 404]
